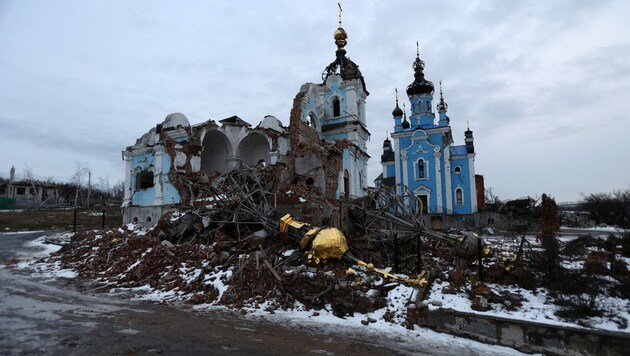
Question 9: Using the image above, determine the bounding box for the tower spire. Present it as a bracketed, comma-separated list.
[338, 2, 342, 28]
[322, 3, 367, 92]
[334, 3, 347, 49]
[437, 80, 448, 111]
[407, 42, 433, 96]
[392, 88, 403, 117]
[402, 103, 410, 129]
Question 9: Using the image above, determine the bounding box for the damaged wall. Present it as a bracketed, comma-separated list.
[122, 112, 293, 226]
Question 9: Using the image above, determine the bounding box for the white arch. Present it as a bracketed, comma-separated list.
[201, 129, 232, 174]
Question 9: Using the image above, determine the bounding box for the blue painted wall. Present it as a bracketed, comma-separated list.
[130, 152, 156, 206]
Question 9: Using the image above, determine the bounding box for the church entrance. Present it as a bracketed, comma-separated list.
[417, 195, 428, 214]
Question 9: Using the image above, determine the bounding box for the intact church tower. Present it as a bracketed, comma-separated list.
[380, 45, 478, 215]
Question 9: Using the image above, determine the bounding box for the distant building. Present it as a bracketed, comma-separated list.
[0, 165, 60, 208]
[377, 47, 481, 215]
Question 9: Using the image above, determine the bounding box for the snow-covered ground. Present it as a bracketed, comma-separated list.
[560, 225, 628, 233]
[425, 280, 630, 332]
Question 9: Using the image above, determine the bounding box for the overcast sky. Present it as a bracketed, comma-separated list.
[1, 0, 629, 202]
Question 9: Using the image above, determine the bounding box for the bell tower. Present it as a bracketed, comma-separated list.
[318, 4, 370, 198]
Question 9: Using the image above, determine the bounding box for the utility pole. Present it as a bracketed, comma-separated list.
[8, 165, 15, 197]
[87, 171, 91, 209]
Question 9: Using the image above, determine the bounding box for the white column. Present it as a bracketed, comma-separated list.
[345, 87, 357, 117]
[153, 149, 164, 206]
[401, 152, 409, 188]
[468, 156, 478, 213]
[434, 151, 442, 214]
[226, 156, 241, 170]
[123, 152, 132, 207]
[401, 151, 409, 207]
[444, 149, 453, 213]
[394, 138, 401, 191]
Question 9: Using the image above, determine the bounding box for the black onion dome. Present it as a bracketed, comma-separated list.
[323, 49, 363, 82]
[392, 104, 403, 117]
[406, 55, 434, 96]
[401, 117, 410, 129]
[437, 97, 448, 111]
[321, 26, 369, 94]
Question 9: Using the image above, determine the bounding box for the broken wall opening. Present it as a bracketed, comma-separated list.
[136, 170, 154, 190]
[238, 133, 271, 167]
[201, 129, 231, 175]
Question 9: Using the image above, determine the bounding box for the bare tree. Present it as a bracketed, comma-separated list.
[484, 187, 503, 212]
[111, 180, 124, 202]
[71, 161, 90, 207]
[580, 189, 630, 227]
[23, 166, 43, 209]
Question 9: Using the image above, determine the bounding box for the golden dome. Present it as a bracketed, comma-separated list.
[310, 227, 348, 260]
[334, 27, 347, 48]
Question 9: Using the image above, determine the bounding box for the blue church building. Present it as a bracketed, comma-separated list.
[377, 48, 478, 215]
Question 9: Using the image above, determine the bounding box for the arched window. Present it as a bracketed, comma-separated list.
[456, 188, 463, 205]
[418, 159, 425, 179]
[454, 166, 461, 174]
[308, 113, 317, 128]
[136, 170, 154, 190]
[426, 100, 431, 111]
[333, 97, 341, 117]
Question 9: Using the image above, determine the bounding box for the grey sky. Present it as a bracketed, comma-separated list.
[1, 0, 629, 202]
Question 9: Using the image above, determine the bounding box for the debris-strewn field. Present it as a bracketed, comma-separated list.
[19, 221, 629, 334]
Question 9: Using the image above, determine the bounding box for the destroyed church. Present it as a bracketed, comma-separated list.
[122, 19, 480, 227]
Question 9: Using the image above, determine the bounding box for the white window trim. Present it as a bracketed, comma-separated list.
[413, 157, 430, 181]
[455, 186, 465, 205]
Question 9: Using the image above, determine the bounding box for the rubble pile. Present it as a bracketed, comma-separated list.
[58, 228, 221, 304]
[46, 170, 468, 327]
[46, 166, 630, 330]
[54, 225, 412, 322]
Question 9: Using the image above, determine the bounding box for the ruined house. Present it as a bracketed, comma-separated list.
[122, 20, 370, 226]
[0, 165, 60, 209]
